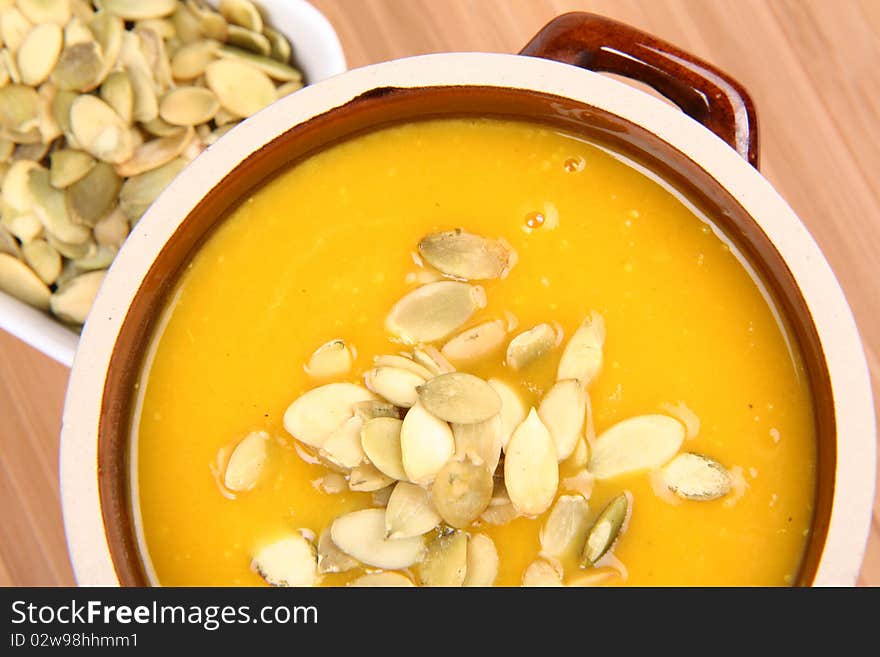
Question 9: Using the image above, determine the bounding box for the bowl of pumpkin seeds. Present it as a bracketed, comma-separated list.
[0, 0, 346, 365]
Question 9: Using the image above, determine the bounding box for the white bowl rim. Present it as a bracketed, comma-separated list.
[61, 51, 876, 586]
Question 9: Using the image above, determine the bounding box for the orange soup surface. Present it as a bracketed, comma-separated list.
[133, 118, 816, 586]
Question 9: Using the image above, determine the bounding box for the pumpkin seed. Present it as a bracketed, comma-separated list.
[418, 229, 514, 280]
[352, 399, 402, 422]
[115, 126, 192, 177]
[186, 0, 228, 41]
[2, 211, 42, 242]
[0, 8, 31, 53]
[137, 17, 176, 40]
[660, 453, 731, 501]
[99, 71, 133, 125]
[386, 280, 486, 344]
[263, 26, 291, 63]
[412, 345, 455, 375]
[431, 456, 493, 528]
[127, 66, 158, 123]
[0, 226, 20, 257]
[69, 95, 133, 163]
[17, 23, 62, 86]
[219, 0, 262, 32]
[557, 312, 605, 384]
[330, 508, 425, 570]
[49, 148, 95, 188]
[159, 86, 218, 126]
[506, 322, 559, 370]
[63, 16, 93, 45]
[275, 79, 302, 99]
[223, 430, 267, 492]
[488, 378, 527, 450]
[320, 416, 365, 470]
[451, 415, 502, 473]
[118, 156, 186, 220]
[384, 481, 441, 539]
[463, 533, 498, 587]
[92, 207, 128, 248]
[304, 338, 352, 378]
[582, 493, 628, 566]
[16, 0, 70, 24]
[217, 44, 301, 81]
[350, 571, 414, 587]
[441, 319, 506, 363]
[89, 10, 124, 79]
[212, 106, 239, 126]
[400, 401, 454, 486]
[416, 372, 501, 424]
[3, 159, 38, 212]
[316, 528, 359, 574]
[36, 84, 62, 142]
[21, 238, 61, 284]
[589, 414, 685, 479]
[74, 243, 116, 270]
[70, 0, 94, 21]
[29, 167, 92, 243]
[315, 472, 347, 495]
[504, 408, 558, 515]
[522, 558, 563, 587]
[348, 463, 393, 492]
[170, 38, 219, 79]
[205, 57, 274, 117]
[480, 500, 519, 526]
[0, 84, 39, 134]
[51, 41, 104, 91]
[373, 354, 433, 380]
[283, 383, 376, 448]
[566, 567, 620, 587]
[0, 139, 13, 161]
[0, 251, 50, 309]
[540, 494, 590, 561]
[360, 417, 406, 481]
[140, 116, 180, 138]
[64, 162, 120, 228]
[538, 379, 586, 462]
[365, 366, 425, 408]
[252, 533, 317, 587]
[569, 435, 589, 469]
[103, 0, 177, 20]
[171, 2, 201, 43]
[226, 24, 269, 55]
[418, 530, 467, 587]
[49, 268, 103, 323]
[46, 233, 93, 259]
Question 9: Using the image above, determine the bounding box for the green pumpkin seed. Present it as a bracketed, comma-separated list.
[282, 382, 376, 448]
[540, 494, 591, 561]
[51, 41, 104, 92]
[21, 238, 61, 284]
[217, 44, 302, 81]
[418, 229, 515, 280]
[205, 57, 275, 117]
[0, 251, 51, 308]
[416, 372, 501, 424]
[50, 88, 76, 139]
[431, 456, 494, 528]
[504, 408, 558, 515]
[226, 24, 269, 56]
[17, 23, 62, 86]
[49, 268, 104, 324]
[589, 414, 685, 480]
[136, 17, 176, 40]
[0, 8, 32, 54]
[441, 319, 507, 363]
[219, 0, 262, 32]
[17, 0, 71, 25]
[159, 86, 218, 126]
[99, 71, 133, 125]
[463, 533, 498, 586]
[400, 401, 454, 486]
[557, 312, 605, 385]
[263, 26, 291, 64]
[28, 167, 91, 243]
[451, 415, 502, 472]
[331, 508, 425, 570]
[127, 66, 158, 123]
[140, 116, 179, 137]
[171, 2, 202, 44]
[92, 206, 128, 248]
[103, 0, 177, 20]
[506, 322, 559, 370]
[0, 84, 40, 134]
[538, 379, 586, 462]
[70, 94, 134, 163]
[365, 366, 425, 408]
[67, 161, 122, 226]
[320, 415, 366, 470]
[418, 530, 467, 587]
[386, 281, 486, 344]
[74, 243, 116, 270]
[49, 149, 95, 188]
[186, 1, 227, 41]
[660, 453, 731, 501]
[581, 493, 628, 566]
[2, 212, 42, 243]
[360, 417, 406, 481]
[118, 156, 186, 220]
[134, 24, 171, 91]
[63, 16, 94, 46]
[89, 10, 124, 78]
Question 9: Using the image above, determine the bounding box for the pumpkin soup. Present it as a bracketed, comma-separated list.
[132, 118, 816, 586]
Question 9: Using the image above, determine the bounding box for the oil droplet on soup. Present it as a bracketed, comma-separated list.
[132, 118, 816, 586]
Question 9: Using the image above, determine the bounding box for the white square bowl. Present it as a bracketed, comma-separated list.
[0, 0, 346, 367]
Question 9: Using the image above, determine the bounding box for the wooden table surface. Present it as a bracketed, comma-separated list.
[0, 0, 877, 586]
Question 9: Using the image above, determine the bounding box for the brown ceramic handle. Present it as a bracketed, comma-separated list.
[520, 12, 759, 167]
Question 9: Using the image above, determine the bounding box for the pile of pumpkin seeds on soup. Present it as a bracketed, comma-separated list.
[0, 0, 303, 326]
[221, 228, 735, 587]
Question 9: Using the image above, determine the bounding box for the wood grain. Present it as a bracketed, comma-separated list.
[0, 0, 876, 586]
